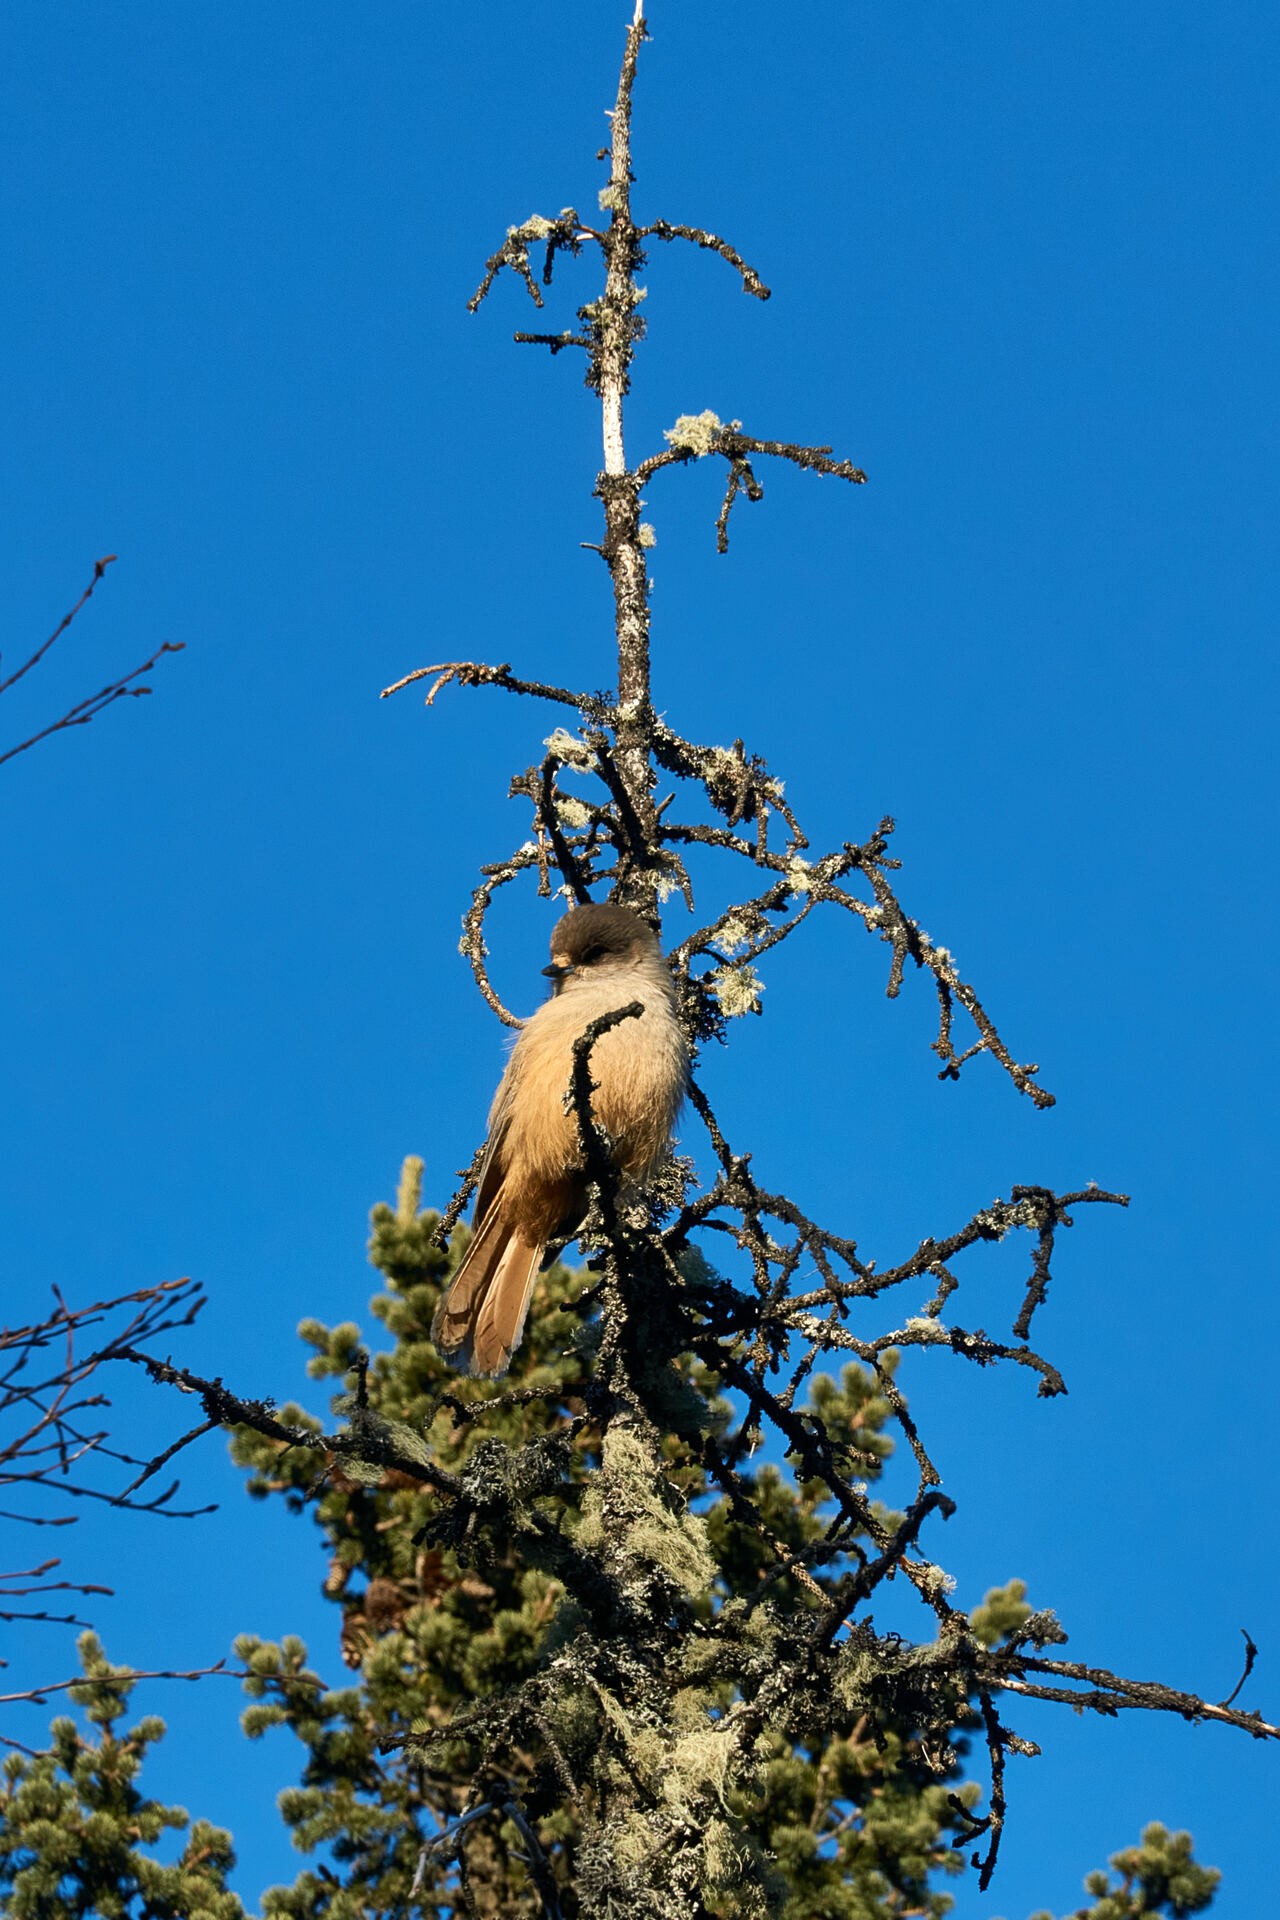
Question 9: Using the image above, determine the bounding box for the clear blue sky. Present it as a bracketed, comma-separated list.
[4, 3, 1277, 1914]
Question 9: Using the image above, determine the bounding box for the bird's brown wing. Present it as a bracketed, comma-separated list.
[471, 1052, 521, 1225]
[430, 1191, 543, 1378]
[432, 1062, 540, 1377]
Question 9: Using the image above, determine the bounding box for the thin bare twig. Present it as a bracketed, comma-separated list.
[0, 640, 185, 770]
[0, 555, 117, 697]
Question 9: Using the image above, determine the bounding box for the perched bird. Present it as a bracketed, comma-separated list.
[432, 902, 688, 1377]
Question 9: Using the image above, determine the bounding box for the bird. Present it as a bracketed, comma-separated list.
[431, 902, 688, 1377]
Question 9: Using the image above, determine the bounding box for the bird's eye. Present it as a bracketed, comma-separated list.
[578, 944, 605, 966]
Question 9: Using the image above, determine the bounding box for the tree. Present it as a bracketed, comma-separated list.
[2, 8, 1272, 1918]
[0, 1176, 1230, 1916]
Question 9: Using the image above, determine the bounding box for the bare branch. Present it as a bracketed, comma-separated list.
[0, 1660, 241, 1710]
[0, 554, 117, 697]
[0, 639, 185, 771]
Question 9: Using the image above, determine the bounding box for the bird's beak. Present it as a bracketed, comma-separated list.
[542, 960, 571, 980]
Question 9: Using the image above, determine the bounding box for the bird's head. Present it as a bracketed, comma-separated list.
[543, 903, 660, 990]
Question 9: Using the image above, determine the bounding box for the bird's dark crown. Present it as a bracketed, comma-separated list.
[548, 903, 658, 972]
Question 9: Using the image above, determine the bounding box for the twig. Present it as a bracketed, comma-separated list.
[0, 555, 116, 697]
[0, 639, 185, 770]
[1218, 1630, 1259, 1711]
[0, 1660, 241, 1709]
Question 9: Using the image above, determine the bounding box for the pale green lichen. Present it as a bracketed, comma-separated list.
[972, 1197, 1041, 1239]
[702, 1817, 738, 1884]
[663, 409, 723, 457]
[508, 212, 555, 239]
[543, 726, 593, 769]
[555, 796, 593, 828]
[904, 1316, 946, 1339]
[662, 1724, 736, 1818]
[331, 1453, 384, 1487]
[709, 962, 765, 1018]
[581, 1698, 758, 1875]
[638, 523, 657, 548]
[598, 183, 622, 212]
[642, 866, 680, 902]
[713, 911, 756, 955]
[578, 1428, 715, 1596]
[611, 1811, 660, 1869]
[833, 1641, 879, 1710]
[701, 1818, 778, 1916]
[785, 857, 813, 893]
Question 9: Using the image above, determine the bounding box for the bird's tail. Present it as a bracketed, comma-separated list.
[431, 1203, 545, 1378]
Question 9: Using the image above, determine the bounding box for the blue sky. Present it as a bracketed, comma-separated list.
[3, 3, 1277, 1914]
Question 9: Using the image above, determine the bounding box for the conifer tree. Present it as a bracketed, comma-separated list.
[3, 9, 1273, 1918]
[0, 1186, 1228, 1916]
